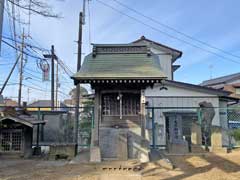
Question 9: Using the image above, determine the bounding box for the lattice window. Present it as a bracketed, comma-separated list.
[12, 132, 22, 151]
[1, 132, 11, 151]
[0, 131, 22, 152]
[102, 93, 140, 116]
[102, 93, 119, 115]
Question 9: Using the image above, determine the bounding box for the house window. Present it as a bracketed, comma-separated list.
[236, 88, 240, 95]
[102, 93, 140, 116]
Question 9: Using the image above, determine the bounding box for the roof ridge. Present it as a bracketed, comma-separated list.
[201, 72, 240, 85]
[132, 36, 182, 54]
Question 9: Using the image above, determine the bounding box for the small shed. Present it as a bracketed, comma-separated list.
[0, 115, 45, 158]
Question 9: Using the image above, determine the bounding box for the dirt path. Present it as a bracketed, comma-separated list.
[0, 150, 240, 180]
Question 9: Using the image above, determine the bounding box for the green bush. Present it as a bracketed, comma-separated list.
[232, 129, 240, 141]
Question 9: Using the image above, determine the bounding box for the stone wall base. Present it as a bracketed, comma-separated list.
[90, 146, 101, 162]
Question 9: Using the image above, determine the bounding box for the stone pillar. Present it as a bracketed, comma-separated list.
[191, 122, 205, 153]
[91, 89, 100, 146]
[191, 122, 202, 145]
[90, 89, 101, 162]
[211, 126, 227, 153]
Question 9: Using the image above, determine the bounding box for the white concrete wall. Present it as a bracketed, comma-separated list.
[144, 83, 221, 146]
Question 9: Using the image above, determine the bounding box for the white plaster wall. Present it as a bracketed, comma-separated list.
[144, 84, 221, 146]
[151, 48, 173, 80]
[145, 83, 217, 97]
[134, 40, 175, 80]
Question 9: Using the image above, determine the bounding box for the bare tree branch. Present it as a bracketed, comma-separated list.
[7, 0, 62, 18]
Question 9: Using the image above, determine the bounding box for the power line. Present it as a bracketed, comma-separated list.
[25, 67, 42, 74]
[56, 57, 74, 76]
[111, 0, 240, 60]
[0, 62, 15, 66]
[2, 35, 48, 51]
[96, 0, 240, 65]
[24, 70, 42, 80]
[2, 39, 44, 60]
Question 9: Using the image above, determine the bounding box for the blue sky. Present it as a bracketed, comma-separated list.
[1, 0, 240, 102]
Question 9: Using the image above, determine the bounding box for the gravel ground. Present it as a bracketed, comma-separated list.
[0, 149, 240, 180]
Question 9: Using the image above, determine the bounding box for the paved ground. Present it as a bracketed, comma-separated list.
[1, 149, 240, 180]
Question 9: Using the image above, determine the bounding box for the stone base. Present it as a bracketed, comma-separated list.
[210, 146, 228, 154]
[191, 145, 206, 153]
[168, 143, 189, 154]
[90, 146, 101, 162]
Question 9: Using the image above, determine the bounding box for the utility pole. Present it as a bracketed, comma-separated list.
[0, 55, 21, 94]
[27, 88, 30, 103]
[55, 59, 59, 108]
[0, 0, 5, 53]
[43, 45, 56, 110]
[75, 0, 87, 144]
[51, 45, 55, 110]
[18, 29, 26, 107]
[44, 45, 55, 110]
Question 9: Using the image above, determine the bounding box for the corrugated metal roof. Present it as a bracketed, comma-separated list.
[72, 53, 166, 80]
[200, 72, 240, 86]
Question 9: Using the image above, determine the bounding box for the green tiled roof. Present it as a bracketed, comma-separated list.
[72, 53, 166, 80]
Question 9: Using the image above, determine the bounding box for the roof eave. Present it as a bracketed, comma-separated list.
[72, 76, 167, 85]
[164, 80, 230, 96]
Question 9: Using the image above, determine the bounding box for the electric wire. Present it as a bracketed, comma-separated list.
[96, 0, 240, 65]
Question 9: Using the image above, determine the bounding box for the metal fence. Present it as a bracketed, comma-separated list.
[0, 106, 94, 150]
[146, 106, 240, 150]
[1, 105, 240, 152]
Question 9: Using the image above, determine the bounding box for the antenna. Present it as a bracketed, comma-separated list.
[82, 0, 86, 25]
[209, 64, 213, 79]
